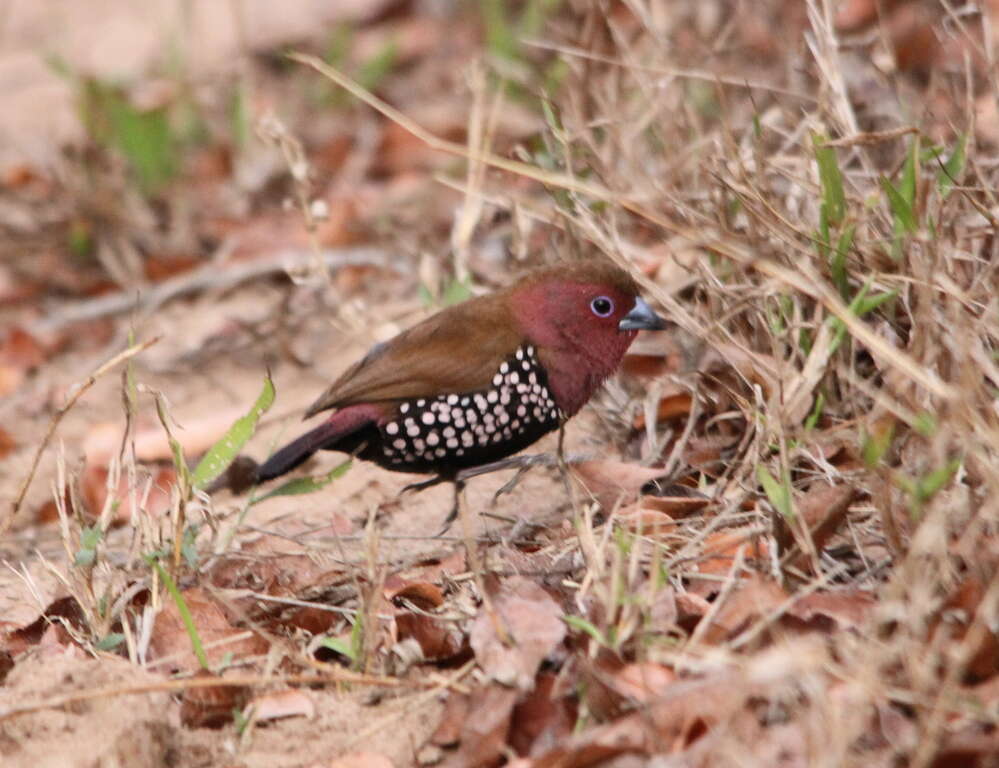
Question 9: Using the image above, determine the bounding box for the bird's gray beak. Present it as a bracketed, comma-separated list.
[619, 296, 667, 331]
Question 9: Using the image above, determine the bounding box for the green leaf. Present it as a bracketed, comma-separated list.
[95, 633, 125, 651]
[563, 615, 608, 646]
[148, 557, 210, 670]
[74, 525, 102, 567]
[900, 135, 920, 207]
[831, 222, 855, 299]
[882, 179, 917, 234]
[192, 374, 275, 490]
[250, 460, 351, 505]
[321, 635, 357, 661]
[938, 134, 966, 198]
[756, 464, 793, 519]
[814, 135, 845, 226]
[861, 421, 895, 468]
[804, 391, 825, 432]
[915, 457, 961, 502]
[441, 277, 473, 307]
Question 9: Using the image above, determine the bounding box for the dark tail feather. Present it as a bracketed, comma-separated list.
[255, 406, 379, 483]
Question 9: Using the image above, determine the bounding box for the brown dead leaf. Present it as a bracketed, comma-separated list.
[775, 483, 856, 565]
[81, 463, 176, 523]
[180, 669, 248, 728]
[383, 575, 445, 609]
[573, 460, 665, 508]
[328, 754, 393, 768]
[784, 590, 875, 632]
[431, 690, 469, 747]
[632, 392, 693, 429]
[0, 426, 14, 459]
[509, 672, 577, 758]
[699, 576, 789, 645]
[0, 326, 47, 397]
[440, 685, 517, 768]
[614, 506, 677, 538]
[84, 407, 249, 467]
[693, 529, 766, 579]
[150, 587, 268, 672]
[395, 612, 463, 662]
[469, 576, 566, 691]
[584, 654, 676, 720]
[248, 689, 315, 722]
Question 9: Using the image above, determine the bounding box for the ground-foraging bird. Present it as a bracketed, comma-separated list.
[254, 259, 667, 526]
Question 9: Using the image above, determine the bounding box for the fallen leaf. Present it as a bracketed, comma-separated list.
[431, 691, 469, 747]
[614, 506, 677, 538]
[395, 612, 463, 661]
[328, 754, 393, 768]
[180, 669, 248, 728]
[508, 672, 577, 757]
[0, 426, 15, 459]
[632, 392, 693, 429]
[383, 575, 445, 609]
[248, 689, 315, 722]
[83, 407, 251, 467]
[784, 590, 875, 631]
[150, 587, 268, 672]
[573, 460, 665, 507]
[440, 685, 517, 768]
[698, 576, 789, 645]
[469, 576, 566, 690]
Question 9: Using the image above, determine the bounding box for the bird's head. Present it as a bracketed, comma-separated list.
[506, 260, 667, 414]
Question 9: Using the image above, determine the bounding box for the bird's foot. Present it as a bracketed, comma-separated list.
[435, 479, 466, 536]
[491, 464, 533, 505]
[399, 475, 448, 497]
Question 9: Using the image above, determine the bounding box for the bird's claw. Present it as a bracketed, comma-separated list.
[399, 475, 447, 497]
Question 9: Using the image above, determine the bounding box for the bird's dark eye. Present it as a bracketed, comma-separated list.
[590, 296, 614, 317]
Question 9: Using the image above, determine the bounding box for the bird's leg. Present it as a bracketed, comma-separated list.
[436, 479, 466, 536]
[399, 475, 449, 496]
[555, 419, 573, 496]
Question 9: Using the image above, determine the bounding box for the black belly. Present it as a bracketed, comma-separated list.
[356, 346, 564, 477]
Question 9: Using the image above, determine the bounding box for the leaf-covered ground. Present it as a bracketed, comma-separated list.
[3, 1, 999, 766]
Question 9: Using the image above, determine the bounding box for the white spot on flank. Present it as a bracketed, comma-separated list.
[493, 374, 502, 387]
[407, 424, 420, 437]
[414, 439, 425, 452]
[417, 399, 426, 407]
[510, 372, 520, 385]
[426, 432, 440, 446]
[448, 394, 459, 404]
[515, 348, 523, 360]
[487, 390, 498, 403]
[500, 362, 509, 374]
[421, 412, 435, 425]
[393, 439, 406, 450]
[400, 403, 409, 413]
[446, 438, 459, 448]
[385, 422, 399, 435]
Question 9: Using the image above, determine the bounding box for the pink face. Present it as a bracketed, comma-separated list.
[510, 279, 665, 415]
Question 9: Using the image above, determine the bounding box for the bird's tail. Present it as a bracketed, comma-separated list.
[255, 405, 380, 483]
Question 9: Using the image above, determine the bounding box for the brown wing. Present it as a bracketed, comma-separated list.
[304, 293, 522, 417]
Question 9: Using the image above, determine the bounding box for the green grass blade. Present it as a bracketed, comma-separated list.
[192, 374, 275, 490]
[813, 135, 845, 226]
[250, 460, 351, 505]
[150, 559, 209, 670]
[938, 134, 966, 198]
[757, 464, 793, 519]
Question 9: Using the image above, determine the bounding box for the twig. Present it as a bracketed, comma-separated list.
[2, 337, 160, 540]
[31, 246, 397, 335]
[0, 666, 435, 722]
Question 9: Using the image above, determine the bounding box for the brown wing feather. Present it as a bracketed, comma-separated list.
[304, 293, 521, 417]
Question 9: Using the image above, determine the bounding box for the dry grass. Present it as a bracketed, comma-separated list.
[3, 1, 999, 766]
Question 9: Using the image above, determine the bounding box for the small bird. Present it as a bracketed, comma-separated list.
[255, 260, 666, 524]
